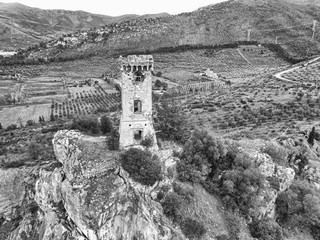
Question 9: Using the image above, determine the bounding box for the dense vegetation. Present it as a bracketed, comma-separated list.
[120, 148, 162, 186]
[176, 128, 320, 239]
[158, 182, 206, 239]
[154, 98, 188, 142]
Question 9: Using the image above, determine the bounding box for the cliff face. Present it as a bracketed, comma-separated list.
[35, 130, 185, 240]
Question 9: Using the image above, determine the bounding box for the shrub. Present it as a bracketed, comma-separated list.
[173, 181, 194, 203]
[224, 211, 242, 240]
[107, 129, 119, 150]
[154, 79, 163, 88]
[140, 134, 154, 147]
[100, 115, 113, 134]
[6, 124, 17, 131]
[26, 120, 35, 126]
[161, 192, 182, 220]
[1, 159, 26, 168]
[249, 219, 283, 240]
[308, 126, 316, 146]
[275, 180, 320, 239]
[72, 117, 100, 134]
[120, 148, 162, 186]
[154, 98, 188, 142]
[27, 142, 42, 160]
[261, 142, 288, 166]
[181, 218, 206, 239]
[177, 129, 227, 182]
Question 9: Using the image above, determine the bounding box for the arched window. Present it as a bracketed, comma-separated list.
[134, 100, 142, 113]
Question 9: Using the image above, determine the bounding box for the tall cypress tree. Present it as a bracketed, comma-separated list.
[308, 126, 316, 146]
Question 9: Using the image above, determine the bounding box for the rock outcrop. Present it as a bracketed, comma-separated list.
[253, 153, 295, 218]
[35, 130, 185, 240]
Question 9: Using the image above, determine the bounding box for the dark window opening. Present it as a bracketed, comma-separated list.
[134, 100, 142, 113]
[134, 130, 142, 141]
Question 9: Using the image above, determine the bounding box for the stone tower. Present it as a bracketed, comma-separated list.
[118, 55, 157, 149]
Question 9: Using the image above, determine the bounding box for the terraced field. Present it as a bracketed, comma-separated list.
[0, 44, 309, 133]
[280, 59, 320, 83]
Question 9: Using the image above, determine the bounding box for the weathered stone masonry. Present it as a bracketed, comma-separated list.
[118, 55, 157, 148]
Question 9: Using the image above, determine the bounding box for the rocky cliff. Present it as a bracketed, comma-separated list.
[35, 130, 186, 240]
[0, 129, 315, 239]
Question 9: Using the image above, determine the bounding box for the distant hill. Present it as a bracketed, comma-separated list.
[47, 0, 318, 59]
[0, 2, 170, 49]
[2, 0, 320, 60]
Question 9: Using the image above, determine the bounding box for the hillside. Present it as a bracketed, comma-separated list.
[0, 2, 170, 50]
[16, 0, 320, 61]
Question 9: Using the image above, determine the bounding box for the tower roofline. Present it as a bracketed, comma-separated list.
[119, 55, 154, 66]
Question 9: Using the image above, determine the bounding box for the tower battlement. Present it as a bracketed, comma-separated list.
[119, 55, 154, 72]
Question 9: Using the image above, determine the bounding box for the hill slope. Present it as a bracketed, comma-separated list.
[37, 0, 319, 59]
[0, 2, 169, 49]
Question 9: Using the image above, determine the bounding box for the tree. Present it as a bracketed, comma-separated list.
[161, 192, 182, 220]
[154, 98, 188, 142]
[100, 115, 113, 134]
[0, 123, 2, 130]
[50, 113, 55, 122]
[308, 126, 316, 146]
[181, 218, 206, 239]
[177, 129, 227, 182]
[28, 142, 42, 160]
[261, 142, 288, 166]
[72, 117, 100, 134]
[275, 180, 320, 239]
[154, 79, 162, 89]
[26, 120, 35, 126]
[107, 129, 119, 150]
[249, 219, 283, 240]
[120, 148, 162, 186]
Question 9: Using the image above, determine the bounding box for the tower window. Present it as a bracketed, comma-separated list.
[134, 100, 142, 113]
[134, 130, 143, 141]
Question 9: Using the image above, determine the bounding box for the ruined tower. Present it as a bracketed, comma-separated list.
[118, 55, 157, 149]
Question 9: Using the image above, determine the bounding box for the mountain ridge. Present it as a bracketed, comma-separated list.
[0, 2, 170, 49]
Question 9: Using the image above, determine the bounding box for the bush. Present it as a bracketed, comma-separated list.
[6, 124, 17, 131]
[161, 192, 182, 220]
[181, 218, 206, 239]
[107, 129, 119, 150]
[249, 219, 283, 240]
[154, 98, 188, 142]
[120, 148, 162, 186]
[26, 120, 35, 126]
[224, 211, 242, 240]
[276, 180, 320, 229]
[100, 115, 113, 134]
[261, 142, 288, 166]
[308, 126, 316, 146]
[140, 134, 154, 147]
[27, 142, 42, 160]
[72, 117, 100, 134]
[177, 129, 227, 182]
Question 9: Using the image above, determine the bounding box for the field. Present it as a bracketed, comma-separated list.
[0, 44, 319, 137]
